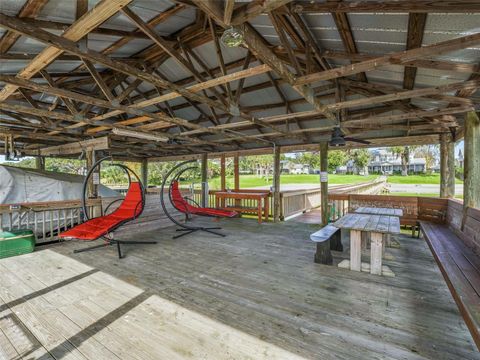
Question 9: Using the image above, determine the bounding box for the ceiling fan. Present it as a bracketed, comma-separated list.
[329, 125, 371, 147]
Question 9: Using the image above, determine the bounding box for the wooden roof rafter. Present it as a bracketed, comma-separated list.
[0, 0, 479, 158]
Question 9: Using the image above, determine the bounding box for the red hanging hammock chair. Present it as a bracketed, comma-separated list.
[59, 158, 156, 258]
[60, 182, 144, 240]
[170, 180, 238, 218]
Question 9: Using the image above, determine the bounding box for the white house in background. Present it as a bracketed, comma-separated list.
[281, 161, 311, 175]
[367, 149, 426, 174]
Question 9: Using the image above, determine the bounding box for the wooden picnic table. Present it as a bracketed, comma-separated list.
[355, 207, 403, 217]
[333, 213, 400, 275]
[215, 191, 269, 224]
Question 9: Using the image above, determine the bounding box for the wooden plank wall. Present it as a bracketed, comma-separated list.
[347, 194, 419, 225]
[418, 197, 448, 223]
[447, 199, 480, 254]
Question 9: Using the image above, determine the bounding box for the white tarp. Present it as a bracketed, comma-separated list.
[0, 165, 118, 205]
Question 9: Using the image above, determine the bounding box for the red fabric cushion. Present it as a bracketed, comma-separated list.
[60, 182, 143, 240]
[171, 181, 237, 218]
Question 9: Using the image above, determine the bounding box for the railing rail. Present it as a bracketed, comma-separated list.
[145, 177, 386, 220]
[0, 178, 387, 243]
[0, 199, 104, 244]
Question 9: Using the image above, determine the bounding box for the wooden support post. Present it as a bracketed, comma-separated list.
[220, 154, 226, 191]
[85, 150, 98, 213]
[440, 133, 448, 198]
[35, 156, 45, 171]
[220, 154, 226, 207]
[464, 111, 480, 210]
[273, 145, 281, 222]
[319, 142, 328, 225]
[201, 153, 208, 207]
[446, 138, 456, 199]
[234, 152, 240, 207]
[234, 152, 240, 191]
[141, 158, 148, 188]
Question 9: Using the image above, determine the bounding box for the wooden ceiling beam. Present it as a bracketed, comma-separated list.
[190, 1, 336, 123]
[291, 1, 480, 13]
[0, 74, 271, 145]
[88, 64, 270, 125]
[0, 0, 49, 54]
[0, 0, 133, 101]
[37, 136, 111, 156]
[230, 0, 294, 25]
[323, 50, 480, 75]
[240, 23, 337, 121]
[82, 59, 116, 101]
[224, 0, 235, 25]
[331, 11, 368, 83]
[403, 13, 427, 90]
[296, 32, 480, 85]
[0, 13, 236, 117]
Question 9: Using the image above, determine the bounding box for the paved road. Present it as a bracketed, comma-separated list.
[386, 183, 463, 195]
[247, 184, 342, 191]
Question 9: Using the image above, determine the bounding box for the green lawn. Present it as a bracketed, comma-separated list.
[208, 174, 378, 189]
[386, 173, 462, 184]
[204, 173, 462, 190]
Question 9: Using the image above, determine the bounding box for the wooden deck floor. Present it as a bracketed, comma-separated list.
[0, 218, 478, 359]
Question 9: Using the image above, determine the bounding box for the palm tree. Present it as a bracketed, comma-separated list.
[390, 146, 410, 176]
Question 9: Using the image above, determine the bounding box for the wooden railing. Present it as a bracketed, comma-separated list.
[0, 199, 104, 244]
[145, 177, 386, 221]
[280, 188, 321, 219]
[327, 193, 448, 225]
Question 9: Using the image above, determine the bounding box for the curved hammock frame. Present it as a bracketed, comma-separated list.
[160, 160, 237, 239]
[60, 157, 156, 258]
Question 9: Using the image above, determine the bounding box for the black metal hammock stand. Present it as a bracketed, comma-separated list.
[160, 160, 238, 239]
[60, 157, 157, 258]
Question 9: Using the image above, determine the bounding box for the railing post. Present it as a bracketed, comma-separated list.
[273, 145, 281, 222]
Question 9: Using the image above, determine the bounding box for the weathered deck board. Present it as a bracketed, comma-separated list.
[1, 218, 478, 359]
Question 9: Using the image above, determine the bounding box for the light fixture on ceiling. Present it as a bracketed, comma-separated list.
[221, 27, 244, 48]
[112, 128, 169, 142]
[329, 126, 346, 147]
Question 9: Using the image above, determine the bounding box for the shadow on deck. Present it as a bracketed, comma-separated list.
[0, 217, 477, 359]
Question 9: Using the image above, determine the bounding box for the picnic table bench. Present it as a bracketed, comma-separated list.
[333, 212, 400, 276]
[355, 207, 403, 217]
[420, 221, 480, 349]
[310, 224, 343, 265]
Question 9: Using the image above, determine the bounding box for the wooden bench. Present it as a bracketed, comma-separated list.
[419, 221, 480, 350]
[311, 224, 342, 265]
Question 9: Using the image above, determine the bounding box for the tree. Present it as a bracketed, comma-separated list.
[390, 146, 410, 176]
[4, 157, 84, 174]
[414, 145, 439, 173]
[294, 152, 319, 169]
[351, 149, 371, 175]
[327, 150, 348, 173]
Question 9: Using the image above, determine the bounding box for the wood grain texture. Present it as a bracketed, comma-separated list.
[0, 0, 133, 101]
[0, 218, 473, 358]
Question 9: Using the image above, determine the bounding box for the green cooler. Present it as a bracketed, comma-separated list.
[0, 229, 36, 259]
